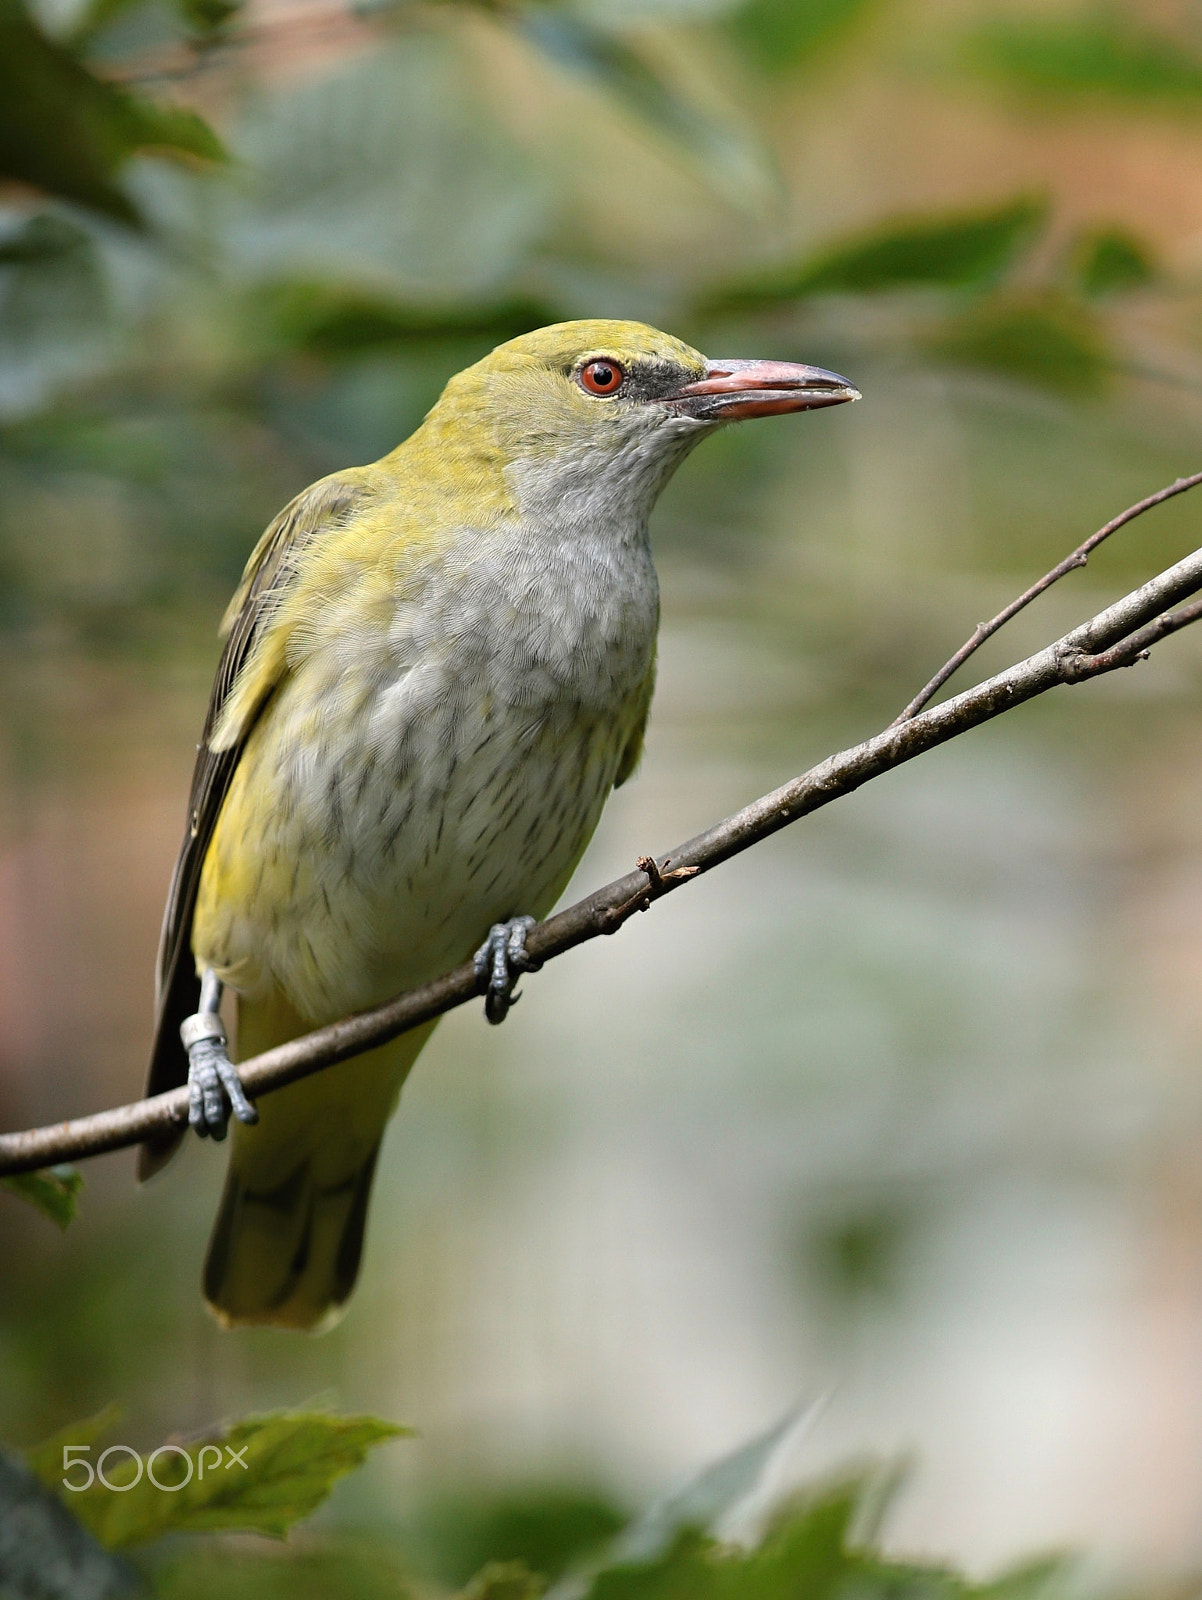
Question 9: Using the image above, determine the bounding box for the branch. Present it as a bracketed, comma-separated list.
[890, 470, 1202, 726]
[4, 512, 1202, 1178]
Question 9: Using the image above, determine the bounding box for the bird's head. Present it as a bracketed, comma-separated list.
[423, 319, 859, 526]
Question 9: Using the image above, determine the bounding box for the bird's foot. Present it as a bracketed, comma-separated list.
[181, 971, 258, 1140]
[473, 916, 542, 1025]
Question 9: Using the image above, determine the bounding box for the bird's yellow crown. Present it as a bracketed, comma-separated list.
[407, 319, 709, 470]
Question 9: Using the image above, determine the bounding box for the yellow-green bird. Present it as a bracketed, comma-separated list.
[140, 320, 858, 1331]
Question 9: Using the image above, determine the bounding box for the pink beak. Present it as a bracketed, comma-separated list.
[666, 358, 860, 421]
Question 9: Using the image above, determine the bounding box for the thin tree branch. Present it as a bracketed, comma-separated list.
[1066, 593, 1202, 675]
[4, 530, 1202, 1178]
[889, 471, 1202, 727]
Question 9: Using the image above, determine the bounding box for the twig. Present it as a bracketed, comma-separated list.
[1061, 593, 1202, 677]
[604, 854, 700, 924]
[890, 471, 1202, 726]
[4, 532, 1202, 1178]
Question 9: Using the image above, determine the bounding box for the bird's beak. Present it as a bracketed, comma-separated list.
[665, 359, 860, 422]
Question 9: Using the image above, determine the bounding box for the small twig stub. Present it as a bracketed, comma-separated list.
[604, 854, 701, 928]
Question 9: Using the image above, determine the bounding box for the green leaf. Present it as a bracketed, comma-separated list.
[519, 10, 774, 208]
[50, 1410, 410, 1548]
[26, 1404, 124, 1488]
[71, 0, 241, 44]
[420, 1486, 627, 1588]
[928, 292, 1109, 396]
[225, 40, 542, 300]
[579, 1477, 864, 1600]
[0, 212, 107, 320]
[0, 212, 113, 417]
[702, 196, 1046, 312]
[583, 1526, 718, 1600]
[975, 1555, 1076, 1600]
[559, 1441, 1081, 1600]
[67, 0, 156, 44]
[1069, 227, 1155, 297]
[611, 1408, 811, 1565]
[176, 0, 240, 34]
[250, 280, 557, 357]
[574, 1470, 1000, 1600]
[964, 16, 1202, 103]
[457, 1562, 544, 1600]
[0, 0, 225, 227]
[1, 1165, 84, 1230]
[139, 1536, 417, 1599]
[728, 0, 881, 72]
[0, 214, 86, 266]
[120, 97, 225, 165]
[794, 194, 1045, 290]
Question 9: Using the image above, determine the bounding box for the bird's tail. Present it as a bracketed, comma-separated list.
[203, 993, 435, 1331]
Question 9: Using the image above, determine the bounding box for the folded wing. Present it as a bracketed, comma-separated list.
[138, 474, 369, 1178]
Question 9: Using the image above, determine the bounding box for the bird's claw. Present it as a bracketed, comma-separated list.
[181, 995, 257, 1141]
[474, 915, 541, 1025]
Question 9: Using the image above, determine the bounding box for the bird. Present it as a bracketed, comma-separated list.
[140, 319, 859, 1331]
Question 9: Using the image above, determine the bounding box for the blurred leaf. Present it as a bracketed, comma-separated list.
[0, 215, 88, 266]
[548, 1409, 831, 1600]
[224, 42, 542, 299]
[26, 1404, 123, 1486]
[0, 212, 106, 314]
[250, 280, 556, 358]
[976, 1557, 1076, 1600]
[606, 1408, 816, 1567]
[69, 0, 161, 42]
[176, 0, 239, 33]
[1, 1165, 84, 1230]
[965, 15, 1202, 103]
[38, 1409, 410, 1548]
[147, 1536, 417, 1599]
[70, 0, 240, 44]
[507, 1426, 1092, 1600]
[0, 0, 225, 226]
[0, 212, 113, 418]
[422, 1488, 627, 1587]
[802, 1203, 910, 1304]
[1069, 227, 1155, 297]
[0, 1450, 142, 1600]
[571, 1469, 1072, 1600]
[728, 0, 881, 71]
[458, 1562, 545, 1600]
[577, 1476, 875, 1600]
[519, 9, 774, 207]
[120, 95, 225, 162]
[929, 292, 1109, 396]
[702, 196, 1046, 311]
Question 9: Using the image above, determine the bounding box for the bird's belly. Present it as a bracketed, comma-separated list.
[194, 666, 641, 1023]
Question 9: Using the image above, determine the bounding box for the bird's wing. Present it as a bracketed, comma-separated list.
[139, 474, 369, 1177]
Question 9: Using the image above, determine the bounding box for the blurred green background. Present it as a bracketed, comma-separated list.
[5, 0, 1202, 1589]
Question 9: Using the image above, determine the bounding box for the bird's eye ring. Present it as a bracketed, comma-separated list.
[579, 359, 626, 396]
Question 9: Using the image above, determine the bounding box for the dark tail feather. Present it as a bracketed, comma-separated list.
[203, 1143, 381, 1331]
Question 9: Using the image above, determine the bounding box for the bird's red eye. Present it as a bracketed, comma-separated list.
[579, 359, 625, 396]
